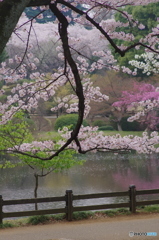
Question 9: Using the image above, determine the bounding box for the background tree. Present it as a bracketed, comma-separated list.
[1, 1, 159, 159]
[0, 49, 8, 63]
[112, 2, 159, 77]
[7, 41, 62, 75]
[88, 71, 135, 126]
[24, 4, 86, 24]
[0, 110, 82, 209]
[17, 147, 81, 210]
[112, 82, 159, 132]
[0, 111, 32, 152]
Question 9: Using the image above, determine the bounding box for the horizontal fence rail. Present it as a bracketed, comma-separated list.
[0, 185, 159, 223]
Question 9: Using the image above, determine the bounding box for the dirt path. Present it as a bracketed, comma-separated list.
[0, 213, 159, 240]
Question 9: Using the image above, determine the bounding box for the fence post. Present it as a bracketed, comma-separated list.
[129, 185, 136, 213]
[0, 195, 3, 224]
[65, 190, 73, 221]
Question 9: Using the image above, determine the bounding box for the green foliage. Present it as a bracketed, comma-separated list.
[116, 208, 130, 214]
[120, 116, 141, 131]
[0, 222, 13, 229]
[139, 205, 159, 213]
[0, 111, 33, 169]
[98, 125, 114, 131]
[103, 208, 130, 217]
[27, 215, 50, 225]
[20, 148, 83, 174]
[72, 211, 93, 220]
[0, 111, 32, 152]
[54, 114, 89, 131]
[0, 94, 7, 103]
[104, 210, 116, 217]
[112, 2, 159, 77]
[27, 214, 66, 225]
[92, 120, 107, 127]
[18, 125, 84, 173]
[0, 49, 8, 63]
[52, 213, 65, 221]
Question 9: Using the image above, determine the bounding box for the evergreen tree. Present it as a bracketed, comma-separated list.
[0, 49, 8, 63]
[112, 2, 159, 77]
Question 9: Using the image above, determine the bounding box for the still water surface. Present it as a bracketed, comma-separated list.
[0, 153, 159, 213]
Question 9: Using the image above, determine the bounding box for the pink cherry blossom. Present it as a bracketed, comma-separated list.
[1, 0, 159, 159]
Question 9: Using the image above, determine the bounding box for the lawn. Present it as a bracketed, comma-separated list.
[34, 131, 60, 140]
[35, 130, 144, 140]
[102, 130, 143, 137]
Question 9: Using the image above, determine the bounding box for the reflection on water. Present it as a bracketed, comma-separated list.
[0, 153, 159, 213]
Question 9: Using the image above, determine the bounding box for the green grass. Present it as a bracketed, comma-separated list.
[0, 222, 14, 229]
[72, 211, 94, 220]
[137, 205, 159, 213]
[34, 131, 60, 140]
[98, 208, 131, 217]
[27, 215, 50, 225]
[35, 130, 144, 141]
[1, 207, 159, 228]
[102, 131, 143, 137]
[52, 213, 65, 221]
[27, 213, 66, 225]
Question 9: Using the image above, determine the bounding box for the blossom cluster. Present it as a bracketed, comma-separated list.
[1, 0, 159, 157]
[129, 52, 159, 76]
[113, 82, 159, 131]
[9, 140, 54, 155]
[59, 126, 159, 155]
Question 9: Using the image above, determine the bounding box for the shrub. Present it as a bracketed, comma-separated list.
[120, 116, 141, 131]
[92, 120, 107, 127]
[117, 208, 130, 214]
[72, 211, 93, 220]
[0, 94, 7, 103]
[0, 222, 13, 229]
[98, 125, 114, 131]
[52, 213, 65, 221]
[103, 210, 116, 217]
[27, 215, 50, 225]
[54, 114, 89, 131]
[142, 205, 159, 213]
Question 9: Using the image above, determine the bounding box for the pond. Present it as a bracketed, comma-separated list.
[0, 152, 159, 213]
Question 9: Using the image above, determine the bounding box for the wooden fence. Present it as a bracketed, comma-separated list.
[0, 185, 159, 223]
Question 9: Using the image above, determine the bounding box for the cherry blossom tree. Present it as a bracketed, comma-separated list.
[129, 52, 159, 76]
[126, 52, 159, 132]
[88, 71, 135, 125]
[112, 2, 159, 77]
[112, 82, 159, 132]
[1, 0, 159, 159]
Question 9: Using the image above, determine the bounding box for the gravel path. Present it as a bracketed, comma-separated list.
[0, 214, 159, 240]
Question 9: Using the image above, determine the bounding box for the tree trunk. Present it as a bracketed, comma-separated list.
[34, 173, 39, 210]
[145, 127, 151, 137]
[0, 0, 31, 55]
[117, 122, 123, 131]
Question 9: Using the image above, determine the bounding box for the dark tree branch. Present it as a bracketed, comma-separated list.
[57, 0, 159, 56]
[3, 2, 85, 161]
[39, 2, 85, 160]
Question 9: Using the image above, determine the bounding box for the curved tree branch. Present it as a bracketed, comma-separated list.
[34, 2, 85, 160]
[9, 2, 85, 160]
[57, 0, 159, 56]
